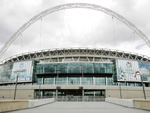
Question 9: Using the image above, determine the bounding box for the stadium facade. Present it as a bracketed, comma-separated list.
[0, 48, 150, 101]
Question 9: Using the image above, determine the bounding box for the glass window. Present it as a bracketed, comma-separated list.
[95, 77, 105, 85]
[84, 90, 94, 96]
[37, 78, 42, 85]
[67, 63, 81, 73]
[68, 77, 80, 85]
[44, 78, 54, 85]
[136, 83, 142, 87]
[63, 58, 73, 62]
[43, 90, 55, 96]
[80, 57, 88, 61]
[120, 82, 126, 86]
[128, 83, 135, 86]
[81, 63, 94, 73]
[107, 77, 112, 85]
[36, 62, 113, 74]
[82, 77, 93, 85]
[56, 77, 67, 85]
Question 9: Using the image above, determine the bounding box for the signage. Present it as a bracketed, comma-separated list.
[11, 61, 33, 82]
[116, 59, 141, 81]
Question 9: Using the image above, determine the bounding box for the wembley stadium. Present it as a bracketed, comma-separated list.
[0, 48, 150, 101]
[0, 3, 150, 101]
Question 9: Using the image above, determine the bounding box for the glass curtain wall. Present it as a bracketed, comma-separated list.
[37, 77, 113, 85]
[44, 78, 54, 85]
[68, 77, 80, 85]
[36, 63, 113, 74]
[95, 77, 105, 85]
[56, 77, 67, 85]
[82, 77, 93, 85]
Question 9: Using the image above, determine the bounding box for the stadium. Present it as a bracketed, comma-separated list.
[0, 3, 150, 101]
[0, 48, 150, 101]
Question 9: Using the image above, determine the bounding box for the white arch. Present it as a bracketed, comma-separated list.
[0, 3, 150, 59]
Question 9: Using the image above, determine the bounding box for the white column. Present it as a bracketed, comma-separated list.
[105, 77, 107, 85]
[93, 76, 95, 85]
[42, 77, 44, 84]
[41, 91, 43, 98]
[82, 89, 84, 101]
[53, 77, 56, 85]
[67, 76, 68, 85]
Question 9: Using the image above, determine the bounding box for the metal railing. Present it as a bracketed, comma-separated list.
[35, 95, 105, 102]
[56, 96, 105, 102]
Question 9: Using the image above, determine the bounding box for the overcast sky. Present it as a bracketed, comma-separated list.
[0, 0, 150, 61]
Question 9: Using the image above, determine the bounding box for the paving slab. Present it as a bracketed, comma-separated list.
[7, 102, 150, 113]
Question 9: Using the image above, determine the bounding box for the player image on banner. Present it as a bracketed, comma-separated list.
[116, 59, 141, 81]
[11, 61, 33, 82]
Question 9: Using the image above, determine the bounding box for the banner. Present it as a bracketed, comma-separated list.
[116, 59, 141, 81]
[139, 62, 150, 81]
[11, 61, 33, 82]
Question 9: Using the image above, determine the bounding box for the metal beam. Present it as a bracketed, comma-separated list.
[0, 3, 150, 60]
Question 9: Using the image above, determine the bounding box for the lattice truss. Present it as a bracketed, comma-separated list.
[0, 3, 150, 61]
[2, 48, 150, 64]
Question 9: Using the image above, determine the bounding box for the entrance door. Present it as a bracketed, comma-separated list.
[57, 90, 82, 101]
[56, 90, 105, 101]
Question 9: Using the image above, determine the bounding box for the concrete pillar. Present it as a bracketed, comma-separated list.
[41, 91, 43, 98]
[82, 89, 84, 101]
[94, 91, 95, 101]
[67, 76, 68, 85]
[105, 77, 107, 85]
[42, 77, 44, 84]
[54, 77, 55, 85]
[80, 77, 82, 85]
[93, 76, 95, 85]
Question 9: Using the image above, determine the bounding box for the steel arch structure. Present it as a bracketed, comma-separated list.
[0, 3, 150, 60]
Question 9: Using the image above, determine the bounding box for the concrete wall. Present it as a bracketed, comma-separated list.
[0, 100, 28, 113]
[28, 98, 55, 108]
[0, 89, 34, 99]
[0, 85, 150, 99]
[106, 97, 150, 111]
[133, 100, 150, 110]
[105, 97, 134, 107]
[105, 86, 150, 99]
[0, 98, 55, 113]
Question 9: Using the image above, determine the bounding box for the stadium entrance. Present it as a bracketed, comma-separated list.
[35, 89, 105, 101]
[56, 89, 105, 101]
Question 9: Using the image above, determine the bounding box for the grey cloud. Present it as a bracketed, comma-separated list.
[0, 0, 150, 60]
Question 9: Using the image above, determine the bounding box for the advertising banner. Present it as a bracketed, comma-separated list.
[116, 59, 141, 81]
[0, 64, 13, 83]
[11, 61, 33, 82]
[139, 62, 150, 81]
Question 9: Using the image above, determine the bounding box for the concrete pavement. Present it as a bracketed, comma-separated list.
[7, 102, 150, 113]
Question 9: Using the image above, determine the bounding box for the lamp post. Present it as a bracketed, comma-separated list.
[119, 82, 122, 99]
[14, 74, 19, 100]
[39, 82, 41, 99]
[81, 68, 84, 101]
[140, 74, 146, 99]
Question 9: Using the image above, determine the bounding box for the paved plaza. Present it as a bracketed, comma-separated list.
[7, 102, 149, 113]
